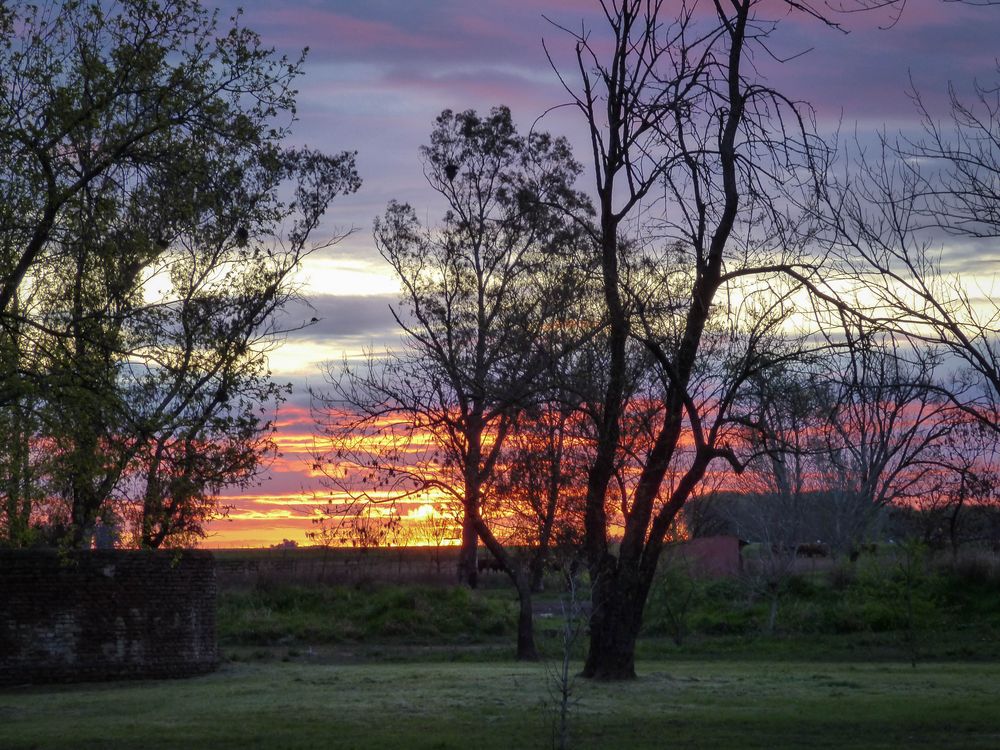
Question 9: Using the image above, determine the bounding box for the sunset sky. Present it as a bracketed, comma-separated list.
[201, 0, 1000, 547]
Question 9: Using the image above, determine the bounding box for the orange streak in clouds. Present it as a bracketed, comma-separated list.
[202, 400, 464, 546]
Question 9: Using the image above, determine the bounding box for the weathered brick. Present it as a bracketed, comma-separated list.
[0, 550, 218, 685]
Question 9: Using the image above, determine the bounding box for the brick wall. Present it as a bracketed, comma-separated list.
[0, 550, 218, 685]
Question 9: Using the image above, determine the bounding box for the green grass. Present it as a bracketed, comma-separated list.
[2, 659, 999, 749]
[640, 560, 1000, 654]
[214, 560, 1000, 665]
[218, 584, 516, 646]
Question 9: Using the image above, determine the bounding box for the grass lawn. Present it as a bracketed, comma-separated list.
[2, 658, 999, 749]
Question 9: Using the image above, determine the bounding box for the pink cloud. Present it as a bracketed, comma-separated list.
[252, 7, 449, 58]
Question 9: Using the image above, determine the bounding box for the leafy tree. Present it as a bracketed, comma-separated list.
[0, 0, 360, 547]
[316, 106, 591, 658]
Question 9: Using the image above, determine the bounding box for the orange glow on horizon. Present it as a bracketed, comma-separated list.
[201, 401, 711, 547]
[202, 392, 990, 549]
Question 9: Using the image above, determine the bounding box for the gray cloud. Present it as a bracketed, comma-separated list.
[279, 293, 400, 340]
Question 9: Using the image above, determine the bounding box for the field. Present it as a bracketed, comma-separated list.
[3, 547, 1000, 748]
[3, 659, 1000, 748]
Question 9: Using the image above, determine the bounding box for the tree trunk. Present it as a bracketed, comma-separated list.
[140, 443, 168, 548]
[458, 419, 485, 588]
[583, 605, 641, 679]
[457, 514, 479, 588]
[515, 576, 539, 661]
[68, 427, 102, 549]
[767, 588, 779, 635]
[70, 494, 98, 549]
[948, 497, 964, 560]
[582, 564, 646, 680]
[5, 402, 31, 545]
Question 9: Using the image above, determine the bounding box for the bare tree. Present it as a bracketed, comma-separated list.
[905, 412, 999, 556]
[826, 69, 1000, 436]
[811, 326, 959, 554]
[728, 364, 830, 632]
[546, 562, 588, 750]
[733, 323, 972, 555]
[545, 0, 843, 678]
